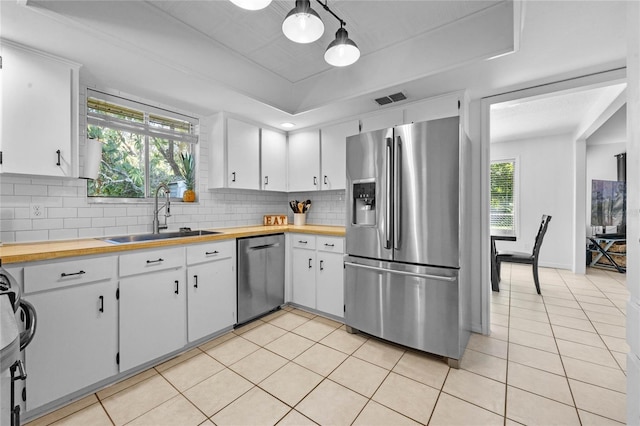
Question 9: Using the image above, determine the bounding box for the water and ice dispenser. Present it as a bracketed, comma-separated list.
[352, 181, 376, 226]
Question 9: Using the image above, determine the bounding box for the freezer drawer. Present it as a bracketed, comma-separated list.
[344, 256, 461, 359]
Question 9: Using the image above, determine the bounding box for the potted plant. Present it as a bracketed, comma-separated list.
[179, 152, 196, 202]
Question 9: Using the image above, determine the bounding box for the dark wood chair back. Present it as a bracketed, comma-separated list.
[532, 215, 552, 258]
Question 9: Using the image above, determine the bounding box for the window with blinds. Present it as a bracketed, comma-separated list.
[490, 159, 516, 235]
[86, 89, 198, 199]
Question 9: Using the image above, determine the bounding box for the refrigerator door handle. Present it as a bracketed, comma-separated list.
[344, 261, 456, 282]
[385, 138, 393, 249]
[394, 136, 402, 250]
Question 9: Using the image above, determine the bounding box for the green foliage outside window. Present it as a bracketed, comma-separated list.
[86, 90, 197, 199]
[490, 160, 515, 231]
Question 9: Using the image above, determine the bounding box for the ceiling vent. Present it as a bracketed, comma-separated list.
[374, 92, 407, 106]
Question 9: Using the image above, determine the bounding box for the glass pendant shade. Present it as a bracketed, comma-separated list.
[282, 0, 324, 44]
[324, 27, 360, 67]
[229, 0, 272, 10]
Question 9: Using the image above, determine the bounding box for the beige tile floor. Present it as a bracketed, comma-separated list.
[27, 264, 628, 425]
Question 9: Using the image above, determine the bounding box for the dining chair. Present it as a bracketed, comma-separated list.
[496, 214, 552, 294]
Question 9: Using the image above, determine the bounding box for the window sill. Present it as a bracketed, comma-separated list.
[87, 197, 200, 205]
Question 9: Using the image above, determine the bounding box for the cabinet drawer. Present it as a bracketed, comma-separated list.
[119, 247, 184, 277]
[291, 234, 316, 250]
[186, 239, 235, 265]
[24, 256, 116, 294]
[317, 237, 344, 253]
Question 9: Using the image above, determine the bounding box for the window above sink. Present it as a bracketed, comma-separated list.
[86, 89, 199, 201]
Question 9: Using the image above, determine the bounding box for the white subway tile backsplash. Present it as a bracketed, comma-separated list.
[48, 186, 78, 197]
[92, 217, 116, 228]
[64, 218, 92, 229]
[1, 184, 14, 196]
[32, 219, 64, 230]
[15, 230, 49, 242]
[1, 219, 32, 232]
[48, 208, 79, 219]
[49, 229, 79, 240]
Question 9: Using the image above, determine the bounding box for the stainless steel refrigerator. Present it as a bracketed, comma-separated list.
[344, 116, 471, 367]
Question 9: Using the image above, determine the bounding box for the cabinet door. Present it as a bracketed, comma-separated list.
[120, 268, 186, 371]
[261, 128, 287, 191]
[288, 130, 320, 192]
[24, 281, 118, 411]
[291, 248, 316, 308]
[403, 93, 461, 124]
[227, 118, 260, 190]
[321, 121, 358, 191]
[316, 252, 344, 318]
[359, 109, 403, 133]
[187, 258, 236, 342]
[1, 43, 75, 177]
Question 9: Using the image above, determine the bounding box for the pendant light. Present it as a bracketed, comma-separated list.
[282, 0, 324, 44]
[324, 25, 360, 67]
[229, 0, 272, 11]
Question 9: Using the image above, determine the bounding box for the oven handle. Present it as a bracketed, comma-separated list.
[19, 299, 37, 351]
[344, 261, 456, 282]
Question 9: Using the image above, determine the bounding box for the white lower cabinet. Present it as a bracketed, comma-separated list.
[19, 256, 118, 411]
[119, 247, 186, 372]
[292, 245, 316, 308]
[187, 240, 236, 342]
[290, 234, 344, 318]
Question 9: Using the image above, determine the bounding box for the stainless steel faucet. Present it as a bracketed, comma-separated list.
[153, 183, 171, 234]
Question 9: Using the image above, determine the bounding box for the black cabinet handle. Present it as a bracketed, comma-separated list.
[99, 295, 104, 313]
[308, 258, 312, 269]
[175, 280, 179, 295]
[324, 243, 335, 247]
[56, 149, 61, 166]
[146, 258, 164, 264]
[205, 250, 219, 256]
[232, 172, 236, 182]
[313, 176, 317, 185]
[324, 175, 328, 185]
[320, 260, 324, 271]
[61, 270, 85, 278]
[194, 275, 198, 288]
[264, 176, 268, 185]
[298, 240, 308, 244]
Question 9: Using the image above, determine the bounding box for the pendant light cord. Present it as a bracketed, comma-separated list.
[314, 0, 346, 28]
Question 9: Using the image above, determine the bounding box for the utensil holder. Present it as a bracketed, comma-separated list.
[294, 213, 306, 226]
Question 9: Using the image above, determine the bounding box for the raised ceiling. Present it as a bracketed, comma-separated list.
[148, 0, 499, 83]
[490, 83, 627, 144]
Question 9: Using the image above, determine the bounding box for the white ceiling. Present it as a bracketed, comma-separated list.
[0, 1, 628, 132]
[150, 0, 499, 83]
[490, 83, 627, 144]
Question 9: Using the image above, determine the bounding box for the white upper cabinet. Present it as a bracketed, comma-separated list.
[208, 114, 260, 190]
[288, 129, 320, 192]
[261, 128, 287, 192]
[320, 120, 358, 191]
[359, 109, 403, 133]
[0, 41, 80, 177]
[227, 118, 260, 190]
[403, 92, 464, 124]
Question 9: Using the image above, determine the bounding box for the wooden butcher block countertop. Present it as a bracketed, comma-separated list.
[0, 224, 346, 264]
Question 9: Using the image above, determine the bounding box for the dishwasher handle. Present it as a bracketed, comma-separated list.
[344, 261, 456, 282]
[248, 243, 281, 251]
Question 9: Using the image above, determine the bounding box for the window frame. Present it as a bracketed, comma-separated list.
[86, 89, 198, 202]
[490, 157, 519, 237]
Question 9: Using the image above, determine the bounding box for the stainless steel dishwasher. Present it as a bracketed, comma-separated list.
[237, 234, 285, 325]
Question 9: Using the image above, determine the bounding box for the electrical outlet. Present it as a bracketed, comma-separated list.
[30, 204, 46, 219]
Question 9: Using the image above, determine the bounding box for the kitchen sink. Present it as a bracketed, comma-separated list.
[99, 230, 222, 244]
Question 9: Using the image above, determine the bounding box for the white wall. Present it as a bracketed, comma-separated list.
[491, 133, 574, 270]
